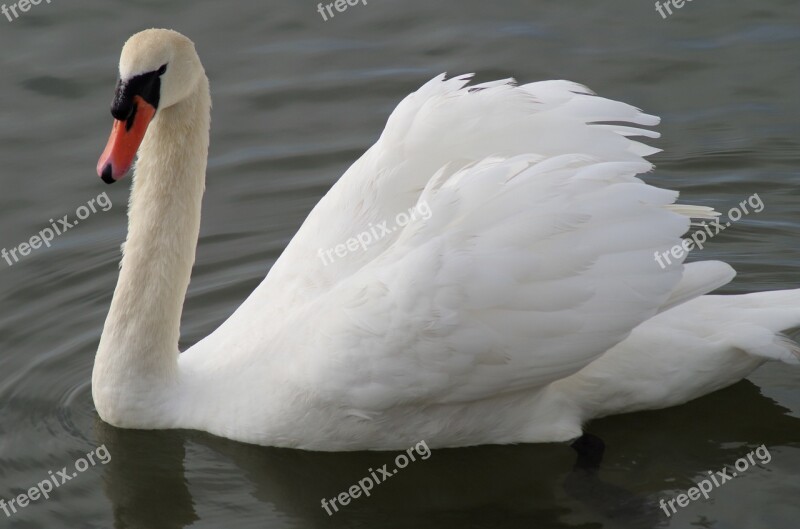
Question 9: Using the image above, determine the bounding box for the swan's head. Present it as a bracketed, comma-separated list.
[97, 29, 203, 183]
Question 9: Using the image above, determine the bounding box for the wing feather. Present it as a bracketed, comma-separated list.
[299, 155, 693, 409]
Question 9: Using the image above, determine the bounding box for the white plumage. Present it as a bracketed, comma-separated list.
[92, 29, 800, 450]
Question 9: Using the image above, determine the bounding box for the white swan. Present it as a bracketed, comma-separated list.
[92, 29, 800, 451]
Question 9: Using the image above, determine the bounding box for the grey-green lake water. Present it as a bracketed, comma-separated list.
[1, 0, 799, 527]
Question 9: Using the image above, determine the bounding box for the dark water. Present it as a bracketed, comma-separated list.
[1, 0, 799, 527]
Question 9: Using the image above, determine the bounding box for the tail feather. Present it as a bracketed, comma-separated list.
[678, 288, 800, 365]
[760, 334, 800, 365]
[558, 287, 800, 421]
[664, 204, 720, 220]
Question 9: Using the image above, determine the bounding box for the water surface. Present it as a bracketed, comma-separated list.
[0, 0, 798, 527]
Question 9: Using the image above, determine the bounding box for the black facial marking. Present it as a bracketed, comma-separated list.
[110, 65, 166, 121]
[124, 101, 139, 132]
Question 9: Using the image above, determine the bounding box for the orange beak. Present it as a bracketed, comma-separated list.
[97, 95, 156, 184]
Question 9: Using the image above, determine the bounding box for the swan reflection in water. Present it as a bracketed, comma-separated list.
[93, 380, 799, 529]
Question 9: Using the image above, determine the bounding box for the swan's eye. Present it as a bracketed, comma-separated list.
[157, 64, 168, 75]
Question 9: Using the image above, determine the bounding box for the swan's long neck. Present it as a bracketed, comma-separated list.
[93, 76, 210, 424]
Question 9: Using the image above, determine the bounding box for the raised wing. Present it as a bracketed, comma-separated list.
[297, 153, 698, 410]
[259, 74, 665, 306]
[193, 75, 708, 410]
